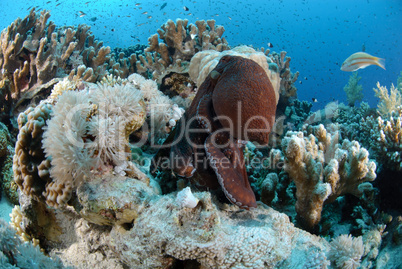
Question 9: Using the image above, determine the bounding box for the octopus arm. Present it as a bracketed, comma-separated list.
[204, 133, 257, 209]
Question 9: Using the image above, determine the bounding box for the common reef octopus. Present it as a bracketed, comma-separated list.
[152, 55, 277, 209]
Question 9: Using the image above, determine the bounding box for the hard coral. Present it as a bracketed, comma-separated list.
[281, 124, 376, 228]
[360, 106, 402, 171]
[13, 101, 53, 200]
[139, 19, 229, 82]
[373, 82, 402, 116]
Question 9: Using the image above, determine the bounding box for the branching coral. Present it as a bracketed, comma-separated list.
[281, 124, 376, 228]
[373, 82, 402, 116]
[269, 51, 299, 102]
[343, 72, 363, 106]
[360, 106, 402, 170]
[139, 19, 229, 82]
[0, 8, 136, 128]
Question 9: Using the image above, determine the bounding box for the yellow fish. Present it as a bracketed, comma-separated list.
[341, 52, 385, 71]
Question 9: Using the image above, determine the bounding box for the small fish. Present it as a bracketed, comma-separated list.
[80, 13, 86, 17]
[304, 77, 307, 80]
[183, 6, 189, 11]
[312, 98, 318, 103]
[267, 42, 273, 48]
[135, 3, 141, 6]
[228, 16, 232, 20]
[142, 11, 148, 14]
[341, 52, 385, 72]
[147, 15, 152, 19]
[160, 3, 167, 10]
[79, 10, 85, 14]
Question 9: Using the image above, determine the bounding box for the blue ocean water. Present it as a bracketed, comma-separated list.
[0, 0, 401, 110]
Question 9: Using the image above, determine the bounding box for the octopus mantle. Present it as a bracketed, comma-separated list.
[153, 55, 277, 209]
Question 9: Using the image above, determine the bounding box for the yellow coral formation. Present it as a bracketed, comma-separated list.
[10, 205, 41, 248]
[374, 82, 402, 115]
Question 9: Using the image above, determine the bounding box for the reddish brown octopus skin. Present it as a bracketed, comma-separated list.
[152, 55, 277, 209]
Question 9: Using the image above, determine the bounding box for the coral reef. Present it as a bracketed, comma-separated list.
[0, 9, 105, 104]
[343, 71, 364, 106]
[5, 7, 399, 269]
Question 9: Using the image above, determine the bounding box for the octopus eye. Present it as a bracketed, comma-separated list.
[220, 55, 231, 63]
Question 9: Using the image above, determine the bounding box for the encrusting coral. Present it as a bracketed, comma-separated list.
[281, 124, 376, 228]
